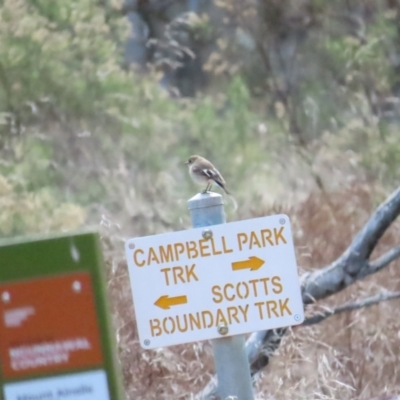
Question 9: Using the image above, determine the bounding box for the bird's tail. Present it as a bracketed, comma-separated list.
[227, 193, 238, 212]
[215, 181, 238, 212]
[215, 180, 230, 194]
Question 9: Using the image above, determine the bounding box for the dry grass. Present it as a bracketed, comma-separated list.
[103, 184, 400, 400]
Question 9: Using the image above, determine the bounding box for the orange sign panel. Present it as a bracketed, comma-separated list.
[0, 272, 104, 379]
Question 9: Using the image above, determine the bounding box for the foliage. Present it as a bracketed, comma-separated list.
[0, 173, 85, 237]
[1, 0, 400, 398]
[0, 0, 400, 240]
[0, 0, 128, 120]
[0, 4, 399, 216]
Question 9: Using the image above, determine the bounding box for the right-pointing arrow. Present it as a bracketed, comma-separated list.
[232, 256, 265, 271]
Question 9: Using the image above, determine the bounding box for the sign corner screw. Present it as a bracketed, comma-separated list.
[217, 323, 229, 335]
[202, 229, 213, 240]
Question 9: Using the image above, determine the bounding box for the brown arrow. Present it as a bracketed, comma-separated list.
[154, 295, 188, 310]
[232, 256, 265, 271]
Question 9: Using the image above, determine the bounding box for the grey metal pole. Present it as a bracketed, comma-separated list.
[188, 192, 255, 400]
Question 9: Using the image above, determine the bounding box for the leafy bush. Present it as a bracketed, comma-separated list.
[0, 173, 86, 237]
[1, 0, 400, 240]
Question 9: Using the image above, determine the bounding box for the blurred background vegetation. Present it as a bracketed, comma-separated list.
[1, 0, 400, 239]
[2, 1, 400, 398]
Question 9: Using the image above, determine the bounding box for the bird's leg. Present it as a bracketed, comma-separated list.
[202, 183, 211, 193]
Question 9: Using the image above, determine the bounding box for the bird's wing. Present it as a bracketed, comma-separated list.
[193, 166, 225, 183]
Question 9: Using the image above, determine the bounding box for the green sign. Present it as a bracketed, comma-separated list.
[0, 231, 125, 400]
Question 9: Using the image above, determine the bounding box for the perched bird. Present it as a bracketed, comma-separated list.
[185, 155, 238, 210]
[185, 155, 231, 194]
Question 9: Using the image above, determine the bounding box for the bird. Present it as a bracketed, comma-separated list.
[185, 155, 238, 211]
[185, 155, 231, 194]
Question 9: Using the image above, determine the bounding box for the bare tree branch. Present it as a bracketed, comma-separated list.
[303, 291, 400, 326]
[247, 327, 287, 375]
[364, 246, 400, 276]
[197, 185, 400, 400]
[301, 185, 400, 304]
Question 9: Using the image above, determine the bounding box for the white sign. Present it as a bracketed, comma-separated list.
[4, 369, 110, 400]
[125, 214, 304, 349]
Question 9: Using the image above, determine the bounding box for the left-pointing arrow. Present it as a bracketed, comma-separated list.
[154, 295, 188, 310]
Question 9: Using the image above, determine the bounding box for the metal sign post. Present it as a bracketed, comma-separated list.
[187, 192, 254, 400]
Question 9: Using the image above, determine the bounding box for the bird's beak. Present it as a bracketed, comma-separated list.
[184, 161, 189, 165]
